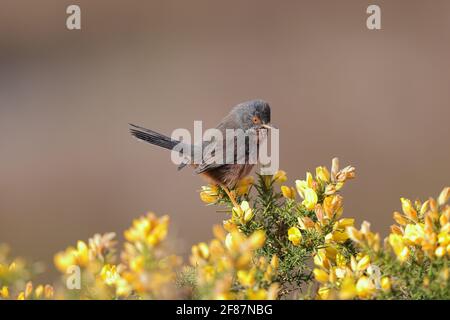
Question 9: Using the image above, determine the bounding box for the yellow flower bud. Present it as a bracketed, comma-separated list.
[225, 233, 234, 251]
[198, 242, 210, 259]
[281, 186, 296, 199]
[76, 241, 89, 267]
[273, 170, 287, 183]
[390, 224, 403, 235]
[393, 212, 408, 226]
[438, 187, 450, 206]
[44, 285, 54, 299]
[34, 285, 44, 299]
[420, 200, 429, 216]
[24, 282, 33, 299]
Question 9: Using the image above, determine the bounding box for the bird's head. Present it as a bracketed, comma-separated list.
[232, 99, 274, 131]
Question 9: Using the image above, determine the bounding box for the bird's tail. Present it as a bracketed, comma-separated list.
[129, 123, 180, 151]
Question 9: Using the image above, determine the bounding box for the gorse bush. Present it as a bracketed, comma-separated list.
[0, 158, 448, 300]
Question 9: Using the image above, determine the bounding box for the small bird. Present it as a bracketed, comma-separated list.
[130, 99, 274, 207]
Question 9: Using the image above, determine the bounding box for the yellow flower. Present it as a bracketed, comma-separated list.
[403, 223, 425, 245]
[323, 195, 343, 219]
[388, 234, 409, 262]
[200, 185, 219, 203]
[237, 270, 255, 287]
[232, 201, 254, 224]
[17, 292, 25, 300]
[129, 256, 145, 272]
[273, 170, 287, 183]
[288, 227, 302, 246]
[280, 186, 296, 199]
[399, 246, 410, 262]
[301, 188, 318, 210]
[346, 226, 363, 243]
[197, 242, 210, 259]
[315, 166, 330, 183]
[339, 277, 356, 300]
[100, 264, 120, 286]
[381, 277, 391, 292]
[356, 255, 370, 271]
[247, 289, 268, 300]
[224, 233, 235, 251]
[356, 276, 375, 299]
[335, 253, 347, 267]
[54, 247, 77, 273]
[335, 165, 356, 182]
[400, 198, 418, 221]
[438, 231, 450, 246]
[124, 213, 169, 247]
[314, 249, 331, 269]
[295, 172, 314, 197]
[314, 268, 329, 283]
[76, 241, 89, 267]
[328, 230, 349, 243]
[0, 286, 9, 299]
[336, 218, 355, 229]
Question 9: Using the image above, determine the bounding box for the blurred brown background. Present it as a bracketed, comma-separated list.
[0, 0, 449, 279]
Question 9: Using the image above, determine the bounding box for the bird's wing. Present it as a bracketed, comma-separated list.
[194, 129, 259, 174]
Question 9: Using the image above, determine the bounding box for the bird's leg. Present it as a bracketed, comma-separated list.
[220, 184, 240, 209]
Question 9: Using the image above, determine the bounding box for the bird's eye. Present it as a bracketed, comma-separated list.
[252, 116, 260, 124]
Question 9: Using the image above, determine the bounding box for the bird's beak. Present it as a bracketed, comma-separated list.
[261, 123, 278, 130]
